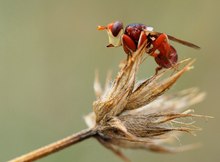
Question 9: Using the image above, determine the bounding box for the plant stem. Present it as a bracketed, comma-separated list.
[9, 128, 96, 162]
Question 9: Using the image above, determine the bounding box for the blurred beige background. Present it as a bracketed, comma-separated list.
[0, 0, 218, 162]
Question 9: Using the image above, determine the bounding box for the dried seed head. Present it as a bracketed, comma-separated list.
[93, 42, 147, 122]
[84, 42, 210, 162]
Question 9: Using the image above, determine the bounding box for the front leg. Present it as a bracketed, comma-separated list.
[121, 34, 137, 56]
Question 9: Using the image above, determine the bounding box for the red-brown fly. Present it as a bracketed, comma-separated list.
[97, 21, 200, 73]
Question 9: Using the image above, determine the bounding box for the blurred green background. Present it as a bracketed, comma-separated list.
[0, 0, 218, 162]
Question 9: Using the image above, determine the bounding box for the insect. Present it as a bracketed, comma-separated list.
[97, 21, 200, 73]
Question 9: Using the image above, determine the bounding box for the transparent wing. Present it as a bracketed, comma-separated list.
[149, 31, 200, 49]
[166, 34, 200, 49]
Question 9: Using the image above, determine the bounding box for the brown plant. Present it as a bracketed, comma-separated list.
[9, 42, 210, 162]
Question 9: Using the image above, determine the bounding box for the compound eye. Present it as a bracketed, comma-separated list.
[111, 21, 123, 37]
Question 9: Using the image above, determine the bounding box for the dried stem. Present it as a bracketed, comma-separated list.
[9, 128, 97, 162]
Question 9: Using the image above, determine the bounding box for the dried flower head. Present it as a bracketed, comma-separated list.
[85, 42, 210, 162]
[9, 41, 211, 162]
